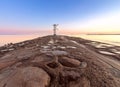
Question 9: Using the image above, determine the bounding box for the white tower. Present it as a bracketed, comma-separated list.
[53, 24, 58, 36]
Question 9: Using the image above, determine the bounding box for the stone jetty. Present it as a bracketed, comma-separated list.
[0, 35, 120, 87]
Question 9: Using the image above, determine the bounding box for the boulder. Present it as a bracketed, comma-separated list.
[0, 67, 50, 87]
[52, 50, 68, 56]
[59, 57, 81, 67]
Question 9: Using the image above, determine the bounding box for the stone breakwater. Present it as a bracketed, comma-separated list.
[0, 35, 120, 87]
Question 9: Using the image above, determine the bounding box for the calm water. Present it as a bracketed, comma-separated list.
[0, 35, 120, 46]
[77, 35, 120, 46]
[0, 35, 40, 46]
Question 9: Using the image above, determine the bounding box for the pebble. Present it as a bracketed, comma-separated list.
[57, 46, 66, 49]
[41, 46, 50, 49]
[18, 43, 25, 47]
[40, 49, 51, 53]
[48, 40, 54, 44]
[0, 49, 8, 53]
[8, 48, 15, 51]
[80, 62, 87, 68]
[66, 46, 76, 49]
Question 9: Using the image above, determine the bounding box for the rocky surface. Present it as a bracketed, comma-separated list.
[0, 35, 120, 87]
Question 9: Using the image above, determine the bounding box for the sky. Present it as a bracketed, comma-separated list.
[0, 0, 120, 35]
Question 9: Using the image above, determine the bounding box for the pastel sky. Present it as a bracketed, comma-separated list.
[0, 0, 120, 35]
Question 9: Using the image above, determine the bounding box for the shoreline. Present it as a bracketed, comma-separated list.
[0, 35, 120, 58]
[1, 34, 120, 46]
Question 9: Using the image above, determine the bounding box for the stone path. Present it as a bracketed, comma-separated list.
[0, 35, 119, 87]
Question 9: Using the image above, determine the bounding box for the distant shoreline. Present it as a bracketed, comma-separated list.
[86, 34, 120, 35]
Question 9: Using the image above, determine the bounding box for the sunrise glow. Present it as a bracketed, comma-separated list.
[0, 0, 120, 35]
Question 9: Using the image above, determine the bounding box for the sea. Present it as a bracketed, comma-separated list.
[76, 35, 120, 46]
[0, 35, 120, 46]
[0, 35, 40, 46]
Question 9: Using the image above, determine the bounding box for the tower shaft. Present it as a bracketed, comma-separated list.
[53, 24, 58, 36]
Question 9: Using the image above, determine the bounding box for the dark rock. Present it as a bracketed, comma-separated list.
[59, 57, 81, 67]
[47, 62, 59, 69]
